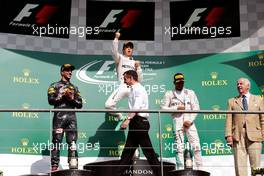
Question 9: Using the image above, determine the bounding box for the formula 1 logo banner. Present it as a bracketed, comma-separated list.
[169, 0, 240, 40]
[86, 1, 155, 40]
[0, 0, 71, 38]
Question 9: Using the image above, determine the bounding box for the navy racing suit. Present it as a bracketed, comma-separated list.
[48, 80, 83, 167]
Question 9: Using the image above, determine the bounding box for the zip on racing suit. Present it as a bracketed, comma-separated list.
[48, 80, 83, 168]
[161, 88, 202, 169]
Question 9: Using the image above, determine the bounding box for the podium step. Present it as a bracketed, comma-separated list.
[50, 169, 94, 176]
[20, 169, 94, 176]
[168, 169, 210, 176]
[83, 159, 175, 176]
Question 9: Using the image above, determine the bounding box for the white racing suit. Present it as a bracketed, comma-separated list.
[105, 38, 143, 110]
[105, 38, 143, 159]
[161, 88, 202, 169]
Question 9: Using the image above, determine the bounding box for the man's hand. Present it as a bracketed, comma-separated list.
[56, 92, 64, 100]
[121, 119, 130, 129]
[183, 120, 192, 128]
[226, 136, 233, 147]
[65, 88, 75, 101]
[177, 104, 185, 110]
[115, 32, 121, 39]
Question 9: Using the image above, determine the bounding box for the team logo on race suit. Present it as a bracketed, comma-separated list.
[76, 60, 156, 85]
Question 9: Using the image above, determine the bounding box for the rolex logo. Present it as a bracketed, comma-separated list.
[118, 142, 125, 154]
[257, 52, 264, 60]
[210, 72, 218, 80]
[13, 69, 40, 84]
[12, 104, 39, 119]
[203, 106, 226, 120]
[21, 138, 29, 146]
[118, 142, 125, 149]
[261, 86, 264, 93]
[165, 124, 172, 132]
[22, 103, 30, 109]
[22, 69, 30, 77]
[202, 72, 227, 87]
[212, 105, 220, 111]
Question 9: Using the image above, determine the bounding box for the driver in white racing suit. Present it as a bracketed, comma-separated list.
[105, 32, 143, 118]
[161, 73, 202, 170]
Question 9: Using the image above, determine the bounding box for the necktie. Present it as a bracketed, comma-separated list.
[242, 95, 248, 111]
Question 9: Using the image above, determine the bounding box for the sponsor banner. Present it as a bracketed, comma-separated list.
[0, 0, 71, 38]
[0, 48, 263, 157]
[169, 0, 240, 40]
[0, 48, 263, 176]
[86, 1, 155, 40]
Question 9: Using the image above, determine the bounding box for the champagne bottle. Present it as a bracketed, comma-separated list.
[69, 141, 78, 169]
[184, 140, 193, 170]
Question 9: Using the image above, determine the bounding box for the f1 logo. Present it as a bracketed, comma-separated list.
[100, 9, 141, 28]
[100, 10, 123, 28]
[13, 4, 39, 22]
[183, 8, 207, 27]
[13, 4, 58, 25]
[96, 61, 114, 75]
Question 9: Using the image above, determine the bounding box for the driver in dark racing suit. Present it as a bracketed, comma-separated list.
[47, 64, 83, 171]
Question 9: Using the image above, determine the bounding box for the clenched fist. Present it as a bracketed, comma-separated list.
[115, 32, 121, 39]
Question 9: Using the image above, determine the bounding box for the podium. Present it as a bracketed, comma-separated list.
[168, 169, 210, 176]
[50, 169, 94, 176]
[20, 169, 94, 176]
[83, 159, 175, 176]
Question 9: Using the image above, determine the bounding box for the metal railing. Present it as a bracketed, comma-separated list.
[0, 108, 263, 176]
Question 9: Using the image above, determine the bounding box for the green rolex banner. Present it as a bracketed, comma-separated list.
[0, 48, 263, 175]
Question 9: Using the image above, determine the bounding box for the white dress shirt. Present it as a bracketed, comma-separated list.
[128, 82, 149, 118]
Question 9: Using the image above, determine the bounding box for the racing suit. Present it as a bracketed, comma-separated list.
[105, 38, 143, 110]
[161, 88, 202, 169]
[48, 80, 83, 168]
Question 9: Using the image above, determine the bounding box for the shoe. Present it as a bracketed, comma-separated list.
[51, 165, 58, 172]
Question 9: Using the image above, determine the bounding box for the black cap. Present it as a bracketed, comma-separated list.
[173, 73, 184, 83]
[60, 64, 75, 72]
[123, 41, 134, 49]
